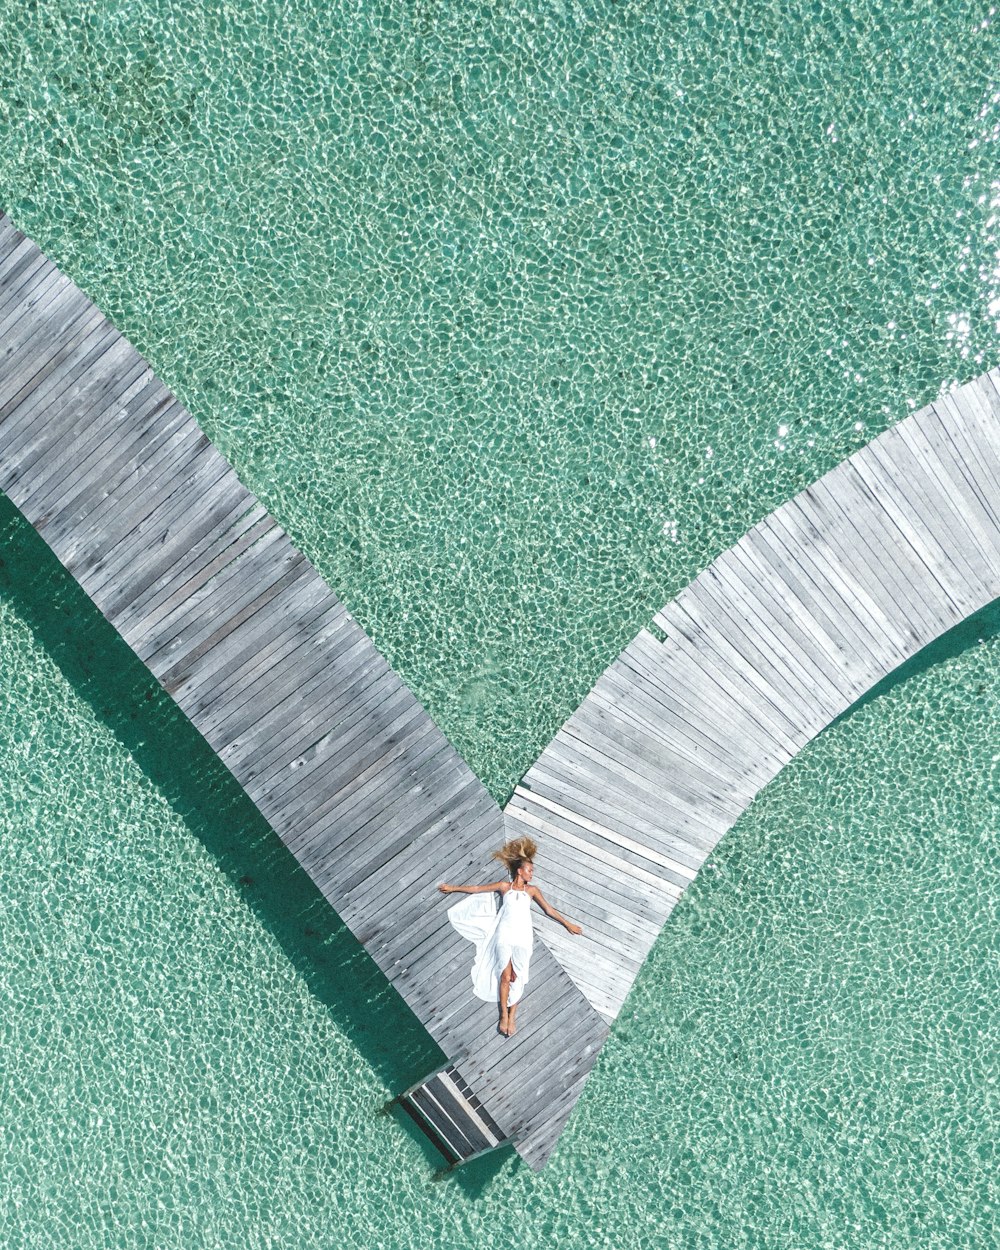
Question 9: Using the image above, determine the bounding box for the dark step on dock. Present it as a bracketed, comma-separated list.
[399, 1067, 507, 1166]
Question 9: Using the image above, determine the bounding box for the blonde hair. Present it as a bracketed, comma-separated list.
[492, 835, 538, 879]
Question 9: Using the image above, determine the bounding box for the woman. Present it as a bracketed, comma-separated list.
[438, 836, 583, 1037]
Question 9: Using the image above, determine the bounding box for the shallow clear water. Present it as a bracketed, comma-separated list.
[0, 0, 999, 1245]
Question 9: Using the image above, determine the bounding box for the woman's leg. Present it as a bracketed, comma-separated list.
[507, 948, 528, 1035]
[498, 959, 514, 1035]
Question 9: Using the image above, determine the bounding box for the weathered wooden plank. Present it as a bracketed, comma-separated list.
[0, 232, 44, 284]
[108, 499, 271, 635]
[42, 416, 208, 569]
[149, 563, 313, 710]
[571, 697, 745, 823]
[0, 219, 28, 260]
[745, 509, 896, 667]
[587, 661, 744, 783]
[377, 919, 487, 1013]
[900, 411, 1000, 574]
[141, 536, 304, 669]
[956, 377, 1000, 476]
[862, 427, 990, 610]
[242, 657, 419, 788]
[0, 246, 60, 328]
[555, 715, 736, 846]
[514, 1073, 594, 1169]
[539, 931, 642, 1012]
[352, 793, 503, 917]
[838, 452, 969, 617]
[406, 1087, 479, 1160]
[74, 447, 236, 599]
[664, 590, 814, 749]
[527, 872, 658, 950]
[572, 676, 743, 801]
[0, 282, 95, 388]
[540, 734, 719, 859]
[524, 755, 719, 874]
[0, 307, 122, 441]
[654, 599, 805, 756]
[178, 584, 342, 719]
[397, 936, 497, 1026]
[519, 832, 683, 937]
[0, 315, 122, 456]
[0, 258, 72, 338]
[772, 492, 924, 659]
[206, 652, 384, 791]
[425, 1075, 500, 1153]
[705, 555, 853, 713]
[63, 435, 220, 584]
[384, 926, 494, 1017]
[978, 369, 1000, 440]
[627, 649, 776, 786]
[421, 954, 565, 1049]
[220, 645, 399, 782]
[274, 726, 451, 868]
[27, 388, 189, 538]
[492, 1031, 606, 1134]
[505, 800, 686, 905]
[494, 1031, 605, 1133]
[927, 397, 1000, 535]
[510, 787, 693, 894]
[955, 383, 1000, 490]
[523, 895, 651, 974]
[0, 246, 87, 341]
[344, 802, 503, 936]
[376, 893, 484, 993]
[291, 726, 456, 874]
[135, 523, 290, 658]
[329, 774, 490, 901]
[620, 631, 785, 782]
[474, 993, 593, 1098]
[6, 352, 155, 509]
[725, 531, 875, 699]
[686, 572, 827, 729]
[283, 722, 452, 866]
[203, 608, 378, 745]
[27, 384, 180, 530]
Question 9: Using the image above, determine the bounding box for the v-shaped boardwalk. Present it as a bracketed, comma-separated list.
[6, 208, 1000, 1174]
[0, 212, 608, 1171]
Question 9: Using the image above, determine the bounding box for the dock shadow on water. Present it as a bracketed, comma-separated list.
[0, 492, 510, 1182]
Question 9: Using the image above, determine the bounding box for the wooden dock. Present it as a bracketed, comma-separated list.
[508, 368, 1000, 1024]
[0, 212, 608, 1172]
[5, 206, 1000, 1171]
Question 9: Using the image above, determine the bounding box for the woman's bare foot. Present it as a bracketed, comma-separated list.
[507, 1008, 518, 1036]
[498, 1010, 509, 1036]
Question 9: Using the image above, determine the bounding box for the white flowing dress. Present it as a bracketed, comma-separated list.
[447, 885, 534, 1005]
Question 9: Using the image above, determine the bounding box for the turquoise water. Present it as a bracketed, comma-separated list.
[0, 0, 998, 1245]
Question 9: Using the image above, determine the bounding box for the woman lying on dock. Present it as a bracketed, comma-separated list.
[438, 836, 583, 1037]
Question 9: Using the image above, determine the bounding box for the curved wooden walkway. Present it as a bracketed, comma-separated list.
[508, 368, 1000, 1023]
[0, 212, 608, 1171]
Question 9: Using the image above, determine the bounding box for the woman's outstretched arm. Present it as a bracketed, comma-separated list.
[438, 880, 507, 895]
[529, 887, 583, 935]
